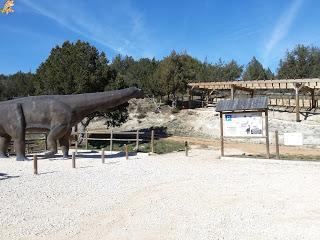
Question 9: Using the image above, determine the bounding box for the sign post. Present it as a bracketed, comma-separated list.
[216, 97, 270, 159]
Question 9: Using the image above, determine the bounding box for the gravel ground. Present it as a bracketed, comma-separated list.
[1, 149, 320, 240]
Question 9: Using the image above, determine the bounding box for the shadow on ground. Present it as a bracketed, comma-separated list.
[0, 173, 19, 180]
[26, 150, 137, 160]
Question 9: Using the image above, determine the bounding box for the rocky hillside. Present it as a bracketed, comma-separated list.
[88, 99, 320, 146]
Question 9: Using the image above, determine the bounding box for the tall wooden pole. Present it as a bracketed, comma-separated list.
[265, 110, 270, 159]
[295, 86, 300, 122]
[220, 112, 224, 157]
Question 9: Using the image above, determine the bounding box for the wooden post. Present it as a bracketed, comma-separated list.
[311, 89, 316, 108]
[75, 141, 78, 155]
[188, 89, 192, 109]
[85, 130, 88, 149]
[265, 110, 270, 159]
[125, 144, 128, 160]
[295, 86, 300, 122]
[110, 130, 113, 152]
[250, 90, 254, 98]
[44, 133, 48, 151]
[231, 85, 235, 100]
[101, 148, 105, 164]
[136, 130, 139, 151]
[275, 131, 280, 159]
[185, 141, 189, 156]
[151, 130, 155, 153]
[72, 152, 76, 168]
[220, 112, 224, 157]
[33, 155, 38, 175]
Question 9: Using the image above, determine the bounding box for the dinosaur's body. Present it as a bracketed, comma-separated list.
[0, 87, 143, 160]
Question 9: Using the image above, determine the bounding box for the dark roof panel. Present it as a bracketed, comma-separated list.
[216, 97, 268, 112]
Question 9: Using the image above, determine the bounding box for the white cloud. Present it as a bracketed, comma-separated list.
[264, 0, 304, 61]
[19, 0, 152, 57]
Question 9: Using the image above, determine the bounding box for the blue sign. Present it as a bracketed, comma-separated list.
[225, 115, 232, 121]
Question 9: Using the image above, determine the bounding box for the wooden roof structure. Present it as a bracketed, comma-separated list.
[216, 97, 268, 112]
[188, 78, 320, 122]
[188, 78, 320, 90]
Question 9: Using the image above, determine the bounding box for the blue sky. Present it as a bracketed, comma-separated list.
[0, 0, 319, 75]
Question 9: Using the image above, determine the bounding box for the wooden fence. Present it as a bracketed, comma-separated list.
[6, 129, 160, 156]
[9, 133, 47, 155]
[72, 129, 158, 152]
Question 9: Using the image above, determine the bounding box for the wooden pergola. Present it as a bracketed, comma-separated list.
[188, 78, 320, 122]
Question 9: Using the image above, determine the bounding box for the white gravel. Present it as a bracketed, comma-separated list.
[1, 149, 320, 240]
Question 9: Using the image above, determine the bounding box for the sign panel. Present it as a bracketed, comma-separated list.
[283, 132, 303, 146]
[223, 112, 263, 137]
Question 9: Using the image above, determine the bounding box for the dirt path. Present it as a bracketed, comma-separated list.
[167, 136, 320, 158]
[2, 150, 320, 239]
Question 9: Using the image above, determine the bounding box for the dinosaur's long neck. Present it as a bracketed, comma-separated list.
[60, 88, 139, 122]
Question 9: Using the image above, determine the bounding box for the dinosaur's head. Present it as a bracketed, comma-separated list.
[128, 87, 144, 99]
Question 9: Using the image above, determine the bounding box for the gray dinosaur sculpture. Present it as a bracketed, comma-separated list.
[0, 87, 143, 161]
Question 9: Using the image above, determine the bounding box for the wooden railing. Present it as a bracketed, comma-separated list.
[72, 129, 157, 152]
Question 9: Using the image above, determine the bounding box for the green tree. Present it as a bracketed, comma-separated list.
[242, 57, 273, 80]
[198, 59, 243, 82]
[0, 72, 35, 100]
[35, 40, 127, 127]
[152, 51, 200, 100]
[35, 40, 114, 95]
[277, 45, 320, 79]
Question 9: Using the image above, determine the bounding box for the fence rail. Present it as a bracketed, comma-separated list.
[72, 129, 157, 152]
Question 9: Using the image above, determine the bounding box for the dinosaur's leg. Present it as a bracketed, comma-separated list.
[0, 136, 11, 158]
[44, 124, 69, 158]
[59, 131, 71, 159]
[7, 104, 28, 161]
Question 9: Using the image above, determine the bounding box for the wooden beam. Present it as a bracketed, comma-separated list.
[188, 78, 320, 91]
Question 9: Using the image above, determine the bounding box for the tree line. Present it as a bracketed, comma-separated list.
[1, 41, 320, 103]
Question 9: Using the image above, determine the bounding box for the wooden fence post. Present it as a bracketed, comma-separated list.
[151, 130, 155, 153]
[72, 152, 76, 168]
[125, 144, 128, 160]
[102, 148, 105, 164]
[136, 130, 139, 151]
[275, 131, 280, 159]
[110, 130, 113, 152]
[85, 131, 88, 149]
[44, 133, 48, 151]
[75, 141, 78, 155]
[185, 141, 189, 156]
[33, 155, 38, 175]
